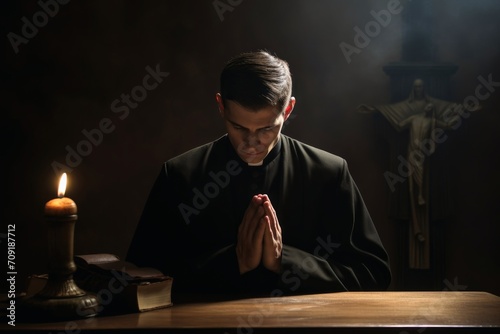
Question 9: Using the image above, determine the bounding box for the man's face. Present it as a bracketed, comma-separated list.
[218, 97, 294, 164]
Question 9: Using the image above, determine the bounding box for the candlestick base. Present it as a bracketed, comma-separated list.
[19, 276, 100, 322]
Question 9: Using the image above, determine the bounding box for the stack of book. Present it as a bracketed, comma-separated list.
[25, 253, 173, 314]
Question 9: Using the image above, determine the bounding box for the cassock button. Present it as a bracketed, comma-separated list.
[251, 171, 260, 178]
[250, 183, 258, 190]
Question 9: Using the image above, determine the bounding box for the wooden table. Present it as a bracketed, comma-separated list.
[6, 291, 500, 333]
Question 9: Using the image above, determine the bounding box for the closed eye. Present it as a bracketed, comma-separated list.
[258, 125, 279, 133]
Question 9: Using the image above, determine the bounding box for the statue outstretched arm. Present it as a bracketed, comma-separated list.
[357, 104, 377, 114]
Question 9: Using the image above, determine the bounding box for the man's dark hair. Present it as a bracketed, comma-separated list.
[220, 50, 292, 112]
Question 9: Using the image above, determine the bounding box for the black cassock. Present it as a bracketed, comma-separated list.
[127, 134, 391, 299]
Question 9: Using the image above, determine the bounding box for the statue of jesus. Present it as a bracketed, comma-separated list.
[358, 79, 476, 269]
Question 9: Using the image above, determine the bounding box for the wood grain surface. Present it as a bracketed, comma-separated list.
[7, 291, 500, 333]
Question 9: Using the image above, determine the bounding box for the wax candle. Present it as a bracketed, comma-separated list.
[42, 172, 79, 279]
[20, 172, 99, 321]
[45, 173, 77, 216]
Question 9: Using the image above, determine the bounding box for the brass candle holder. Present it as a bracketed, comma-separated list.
[20, 174, 100, 321]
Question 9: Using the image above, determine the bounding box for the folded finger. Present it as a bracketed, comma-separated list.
[241, 196, 264, 237]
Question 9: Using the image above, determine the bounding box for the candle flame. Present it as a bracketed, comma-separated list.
[58, 173, 67, 198]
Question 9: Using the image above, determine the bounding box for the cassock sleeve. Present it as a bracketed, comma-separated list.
[279, 159, 391, 293]
[126, 162, 261, 296]
[126, 166, 170, 271]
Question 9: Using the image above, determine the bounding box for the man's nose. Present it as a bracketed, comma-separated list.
[245, 132, 260, 145]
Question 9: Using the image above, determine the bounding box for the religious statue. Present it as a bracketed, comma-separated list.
[358, 79, 479, 269]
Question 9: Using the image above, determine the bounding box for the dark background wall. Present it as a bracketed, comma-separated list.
[2, 0, 499, 295]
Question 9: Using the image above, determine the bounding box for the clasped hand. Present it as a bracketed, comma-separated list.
[236, 194, 282, 274]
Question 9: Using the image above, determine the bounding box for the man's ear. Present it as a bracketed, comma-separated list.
[216, 93, 224, 117]
[283, 97, 296, 121]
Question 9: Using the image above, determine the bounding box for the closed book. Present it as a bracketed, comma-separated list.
[74, 253, 173, 313]
[122, 280, 173, 312]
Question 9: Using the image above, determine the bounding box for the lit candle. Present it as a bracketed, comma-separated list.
[43, 172, 79, 280]
[20, 173, 99, 321]
[45, 173, 77, 216]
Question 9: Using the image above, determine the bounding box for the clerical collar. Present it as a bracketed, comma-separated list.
[225, 135, 282, 168]
[256, 138, 281, 167]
